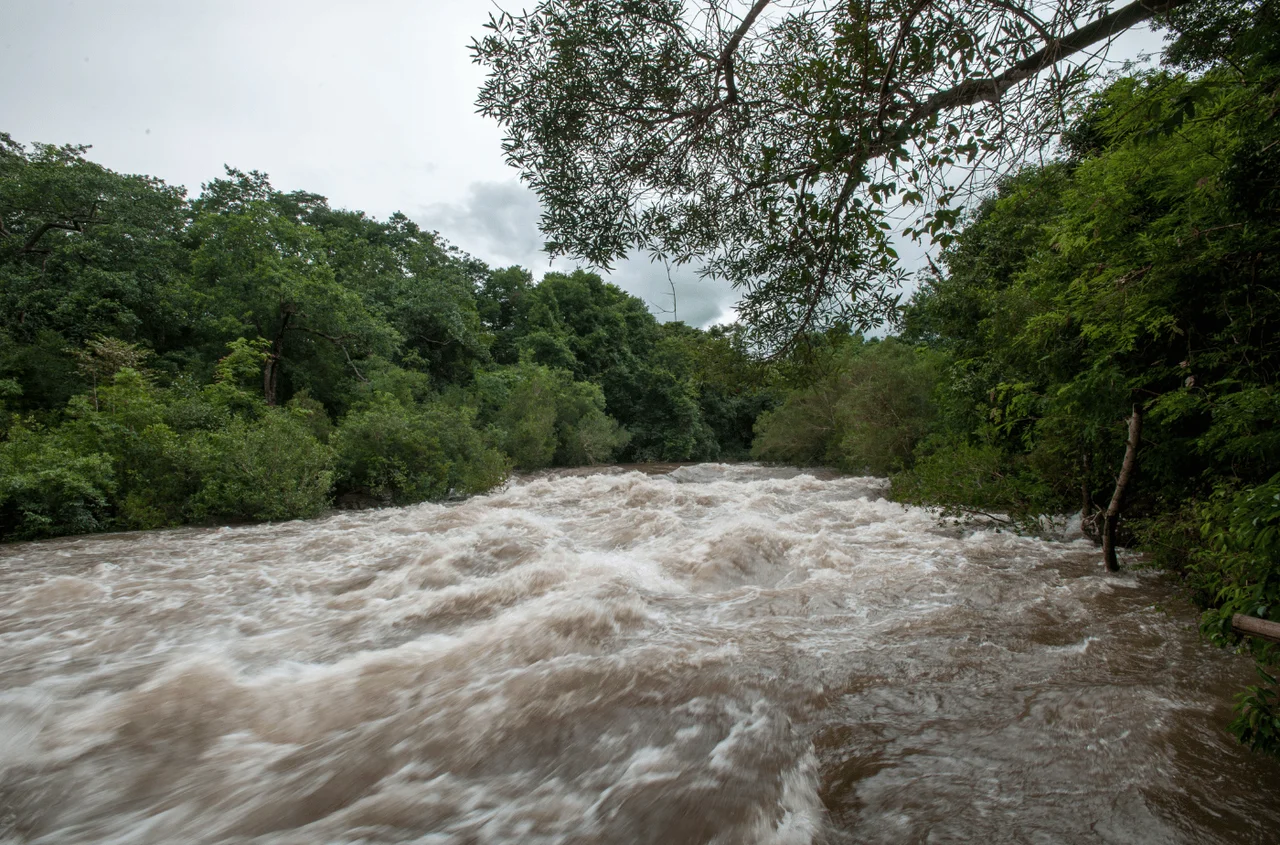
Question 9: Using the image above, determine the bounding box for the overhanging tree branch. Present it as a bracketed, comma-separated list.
[474, 0, 1192, 347]
[18, 220, 87, 254]
[884, 0, 1190, 153]
[716, 0, 771, 76]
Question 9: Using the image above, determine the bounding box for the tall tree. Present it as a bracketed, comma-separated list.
[0, 134, 192, 346]
[0, 134, 192, 410]
[306, 208, 491, 386]
[474, 0, 1195, 347]
[189, 170, 393, 406]
[514, 269, 718, 459]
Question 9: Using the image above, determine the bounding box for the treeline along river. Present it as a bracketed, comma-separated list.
[1, 465, 1278, 843]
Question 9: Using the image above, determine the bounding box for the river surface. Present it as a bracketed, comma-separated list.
[1, 464, 1278, 844]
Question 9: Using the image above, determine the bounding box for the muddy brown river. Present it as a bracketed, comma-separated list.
[1, 464, 1278, 843]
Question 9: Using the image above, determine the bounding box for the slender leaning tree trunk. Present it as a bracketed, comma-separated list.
[1102, 406, 1143, 572]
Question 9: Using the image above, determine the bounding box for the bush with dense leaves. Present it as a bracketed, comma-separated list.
[471, 362, 628, 469]
[753, 338, 942, 475]
[332, 396, 508, 504]
[58, 368, 198, 530]
[0, 425, 115, 540]
[188, 408, 334, 522]
[1187, 477, 1280, 755]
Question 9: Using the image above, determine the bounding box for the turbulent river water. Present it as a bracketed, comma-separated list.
[2, 464, 1279, 844]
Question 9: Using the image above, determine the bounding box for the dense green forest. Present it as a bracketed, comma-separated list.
[2, 2, 1278, 753]
[0, 143, 778, 540]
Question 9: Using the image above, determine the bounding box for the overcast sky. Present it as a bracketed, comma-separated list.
[1, 1, 1162, 327]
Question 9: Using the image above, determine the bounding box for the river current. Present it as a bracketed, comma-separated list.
[1, 464, 1278, 843]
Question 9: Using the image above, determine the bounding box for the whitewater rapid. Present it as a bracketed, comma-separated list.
[1, 464, 1277, 844]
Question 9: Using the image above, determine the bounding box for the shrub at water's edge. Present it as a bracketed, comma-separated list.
[752, 337, 941, 476]
[332, 396, 508, 505]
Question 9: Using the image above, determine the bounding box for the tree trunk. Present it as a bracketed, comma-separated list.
[1232, 614, 1280, 645]
[263, 310, 293, 407]
[1102, 406, 1142, 572]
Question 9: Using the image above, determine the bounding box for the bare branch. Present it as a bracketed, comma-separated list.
[18, 220, 86, 254]
[292, 326, 370, 383]
[717, 0, 772, 72]
[714, 0, 772, 95]
[876, 0, 935, 132]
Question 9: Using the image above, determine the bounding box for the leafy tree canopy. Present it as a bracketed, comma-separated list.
[474, 0, 1208, 348]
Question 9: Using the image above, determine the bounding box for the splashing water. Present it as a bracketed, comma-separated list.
[1, 464, 1277, 844]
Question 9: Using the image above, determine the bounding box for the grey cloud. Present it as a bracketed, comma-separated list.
[416, 180, 943, 333]
[0, 1, 512, 220]
[607, 257, 739, 328]
[417, 181, 548, 268]
[415, 181, 741, 328]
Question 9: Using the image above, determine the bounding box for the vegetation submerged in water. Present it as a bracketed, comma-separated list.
[3, 3, 1279, 753]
